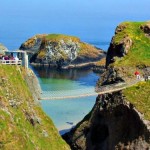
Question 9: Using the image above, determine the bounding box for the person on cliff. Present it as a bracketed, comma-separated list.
[14, 55, 19, 64]
[134, 71, 140, 79]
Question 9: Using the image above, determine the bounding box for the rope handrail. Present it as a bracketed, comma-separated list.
[39, 79, 142, 100]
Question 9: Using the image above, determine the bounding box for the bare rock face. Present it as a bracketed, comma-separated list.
[115, 24, 127, 34]
[20, 34, 105, 68]
[63, 22, 150, 150]
[63, 92, 150, 150]
[106, 25, 132, 67]
[0, 43, 8, 54]
[140, 22, 150, 36]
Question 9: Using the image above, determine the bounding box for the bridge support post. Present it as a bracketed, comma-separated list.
[22, 52, 28, 69]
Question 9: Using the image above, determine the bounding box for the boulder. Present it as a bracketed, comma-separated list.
[140, 22, 150, 36]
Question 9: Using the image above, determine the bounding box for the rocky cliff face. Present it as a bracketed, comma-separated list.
[140, 22, 150, 37]
[106, 24, 133, 67]
[106, 21, 150, 68]
[0, 43, 8, 54]
[20, 34, 105, 68]
[63, 92, 150, 150]
[63, 22, 150, 150]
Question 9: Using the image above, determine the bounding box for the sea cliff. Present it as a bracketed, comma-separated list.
[0, 65, 70, 150]
[63, 21, 150, 150]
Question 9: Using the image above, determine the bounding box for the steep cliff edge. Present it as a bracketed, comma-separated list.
[63, 21, 150, 150]
[106, 21, 150, 68]
[0, 43, 8, 54]
[0, 65, 70, 150]
[20, 34, 105, 68]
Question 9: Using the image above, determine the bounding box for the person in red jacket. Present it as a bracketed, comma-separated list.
[134, 71, 140, 79]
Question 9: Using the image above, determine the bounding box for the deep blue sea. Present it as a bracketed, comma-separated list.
[0, 0, 149, 134]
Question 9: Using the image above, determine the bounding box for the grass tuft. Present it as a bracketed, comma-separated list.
[123, 81, 150, 120]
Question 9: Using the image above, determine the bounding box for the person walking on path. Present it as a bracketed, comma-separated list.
[134, 71, 140, 79]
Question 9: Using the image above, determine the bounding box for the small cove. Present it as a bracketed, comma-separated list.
[31, 66, 100, 134]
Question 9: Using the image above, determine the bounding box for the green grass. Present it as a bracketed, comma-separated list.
[123, 81, 150, 120]
[79, 43, 101, 58]
[45, 34, 80, 42]
[0, 65, 70, 150]
[113, 22, 150, 67]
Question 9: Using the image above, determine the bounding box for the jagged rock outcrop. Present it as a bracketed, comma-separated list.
[140, 22, 150, 37]
[106, 24, 133, 67]
[63, 21, 150, 150]
[20, 34, 105, 68]
[0, 43, 8, 54]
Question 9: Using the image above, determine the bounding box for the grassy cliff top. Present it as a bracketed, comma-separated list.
[45, 34, 80, 42]
[0, 65, 70, 150]
[36, 34, 102, 60]
[123, 81, 150, 120]
[113, 21, 150, 67]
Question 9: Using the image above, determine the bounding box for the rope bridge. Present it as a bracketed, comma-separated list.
[39, 80, 140, 100]
[40, 87, 96, 100]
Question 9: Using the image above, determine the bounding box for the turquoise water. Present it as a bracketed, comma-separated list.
[41, 96, 96, 134]
[31, 66, 99, 134]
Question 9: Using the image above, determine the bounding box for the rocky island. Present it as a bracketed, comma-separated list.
[63, 21, 150, 150]
[20, 34, 105, 69]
